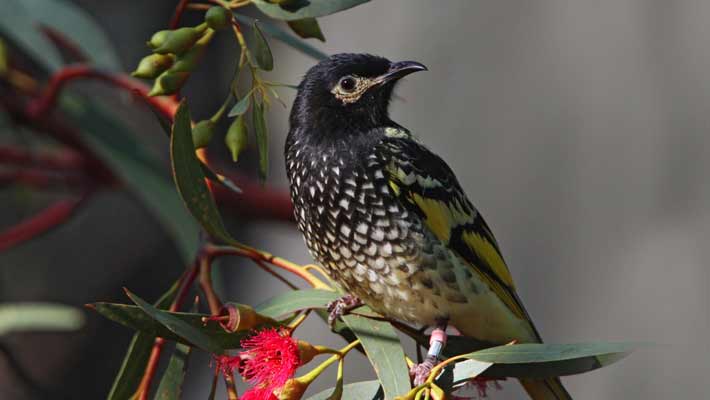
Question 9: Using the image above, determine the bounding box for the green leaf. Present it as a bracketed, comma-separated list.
[470, 342, 634, 364]
[255, 289, 339, 318]
[124, 289, 223, 354]
[145, 103, 242, 195]
[306, 380, 382, 400]
[91, 302, 276, 349]
[342, 312, 409, 400]
[108, 282, 178, 400]
[252, 99, 269, 181]
[0, 0, 63, 71]
[435, 358, 493, 391]
[473, 342, 635, 380]
[287, 18, 325, 41]
[154, 342, 191, 400]
[253, 21, 274, 71]
[170, 100, 235, 244]
[60, 95, 198, 261]
[0, 303, 83, 335]
[227, 95, 250, 117]
[252, 0, 371, 21]
[233, 14, 327, 60]
[22, 0, 122, 69]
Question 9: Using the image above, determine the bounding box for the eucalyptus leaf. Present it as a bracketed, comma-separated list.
[125, 289, 223, 354]
[252, 0, 371, 21]
[255, 289, 339, 318]
[0, 303, 83, 335]
[253, 22, 274, 71]
[108, 282, 178, 400]
[342, 312, 409, 400]
[154, 342, 191, 399]
[170, 101, 235, 244]
[252, 99, 269, 181]
[233, 14, 327, 60]
[287, 18, 325, 41]
[227, 95, 250, 117]
[91, 302, 277, 349]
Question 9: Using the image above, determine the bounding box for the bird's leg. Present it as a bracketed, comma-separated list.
[410, 319, 448, 386]
[326, 294, 362, 327]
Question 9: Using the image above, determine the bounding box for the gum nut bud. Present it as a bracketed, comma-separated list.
[153, 27, 202, 55]
[131, 53, 175, 79]
[225, 115, 248, 162]
[205, 6, 231, 30]
[296, 340, 318, 365]
[277, 378, 309, 400]
[148, 70, 189, 96]
[147, 30, 171, 49]
[192, 120, 215, 149]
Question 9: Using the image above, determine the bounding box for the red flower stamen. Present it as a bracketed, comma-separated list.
[238, 328, 302, 400]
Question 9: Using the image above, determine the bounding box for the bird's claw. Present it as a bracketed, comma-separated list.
[410, 355, 438, 386]
[326, 294, 362, 327]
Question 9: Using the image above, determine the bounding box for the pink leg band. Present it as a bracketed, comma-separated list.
[430, 328, 447, 346]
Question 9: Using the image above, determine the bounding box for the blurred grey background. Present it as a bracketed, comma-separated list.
[2, 1, 709, 399]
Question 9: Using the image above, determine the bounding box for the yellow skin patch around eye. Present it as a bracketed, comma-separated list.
[331, 76, 377, 104]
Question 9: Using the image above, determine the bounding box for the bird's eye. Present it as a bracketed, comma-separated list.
[339, 76, 356, 92]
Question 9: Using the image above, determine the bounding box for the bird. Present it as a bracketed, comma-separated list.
[284, 53, 572, 399]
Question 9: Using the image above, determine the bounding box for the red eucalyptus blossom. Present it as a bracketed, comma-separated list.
[214, 327, 317, 400]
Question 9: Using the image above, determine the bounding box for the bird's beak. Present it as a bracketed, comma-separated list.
[373, 61, 427, 85]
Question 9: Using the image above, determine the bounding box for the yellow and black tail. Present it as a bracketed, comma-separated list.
[520, 378, 573, 400]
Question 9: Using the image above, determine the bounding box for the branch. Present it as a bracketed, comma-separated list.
[26, 65, 179, 122]
[0, 192, 90, 252]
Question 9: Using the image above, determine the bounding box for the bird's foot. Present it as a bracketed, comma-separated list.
[410, 355, 438, 386]
[326, 294, 362, 327]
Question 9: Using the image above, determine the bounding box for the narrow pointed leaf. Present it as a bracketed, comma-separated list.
[477, 342, 635, 380]
[124, 289, 223, 354]
[306, 380, 382, 400]
[342, 312, 409, 400]
[233, 14, 326, 60]
[252, 100, 269, 181]
[91, 302, 277, 349]
[228, 95, 250, 117]
[252, 0, 371, 21]
[108, 282, 178, 400]
[253, 22, 274, 71]
[255, 289, 339, 318]
[287, 18, 325, 41]
[154, 342, 191, 399]
[170, 101, 235, 244]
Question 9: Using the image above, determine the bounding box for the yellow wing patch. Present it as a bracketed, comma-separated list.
[461, 230, 515, 288]
[411, 194, 476, 244]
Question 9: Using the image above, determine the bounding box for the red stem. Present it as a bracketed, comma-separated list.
[0, 145, 87, 170]
[39, 26, 88, 63]
[0, 169, 89, 189]
[0, 193, 90, 252]
[169, 0, 191, 29]
[26, 65, 179, 122]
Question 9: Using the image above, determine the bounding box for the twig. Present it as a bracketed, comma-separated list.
[169, 0, 191, 29]
[25, 65, 179, 122]
[0, 192, 90, 252]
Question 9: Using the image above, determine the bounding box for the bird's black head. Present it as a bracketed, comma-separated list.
[289, 53, 426, 142]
